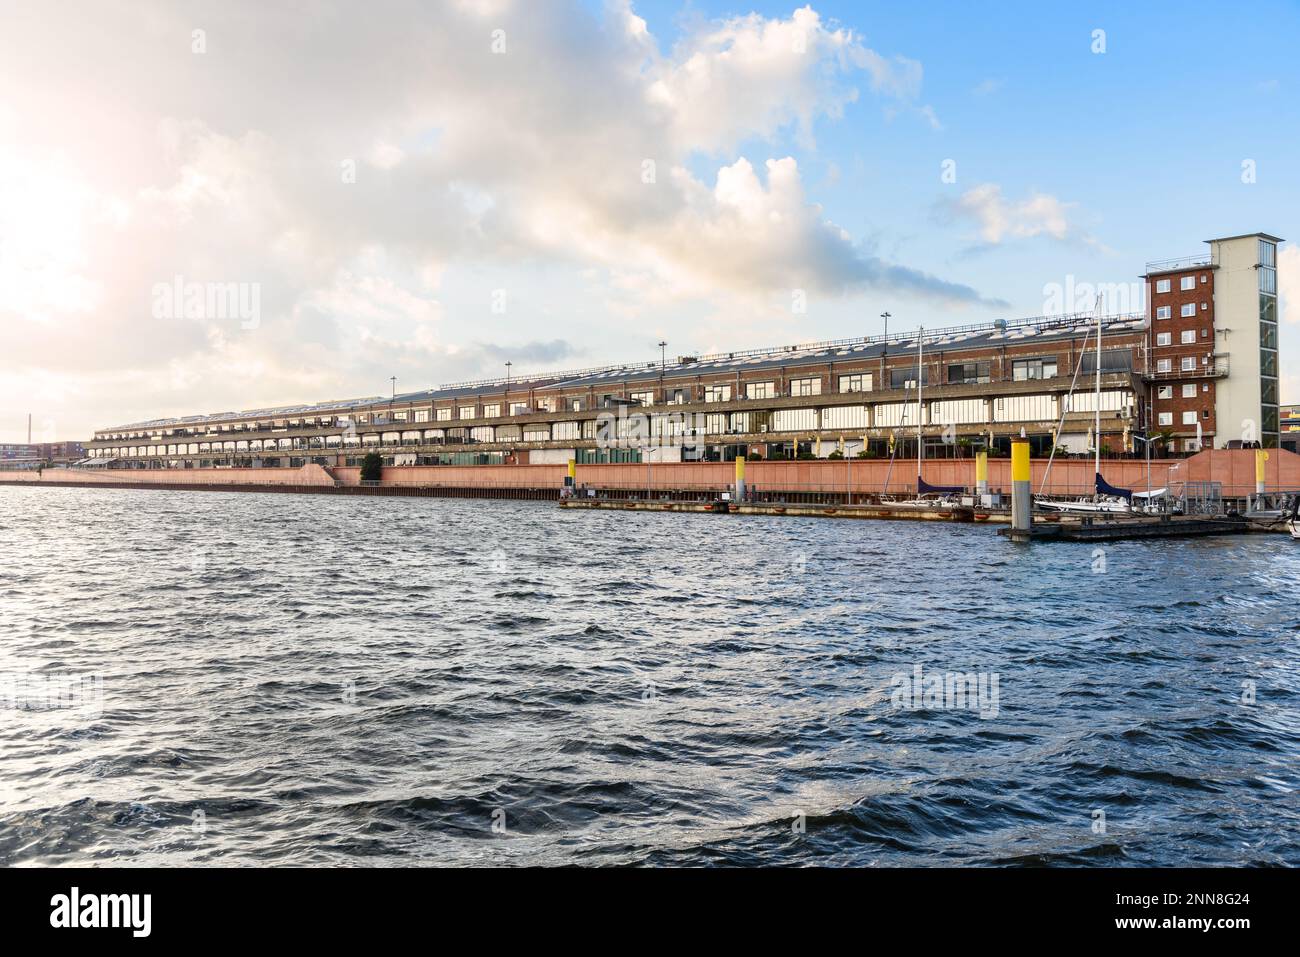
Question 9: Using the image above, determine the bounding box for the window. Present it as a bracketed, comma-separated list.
[1180, 357, 1196, 371]
[459, 406, 475, 419]
[1180, 276, 1195, 290]
[1155, 279, 1171, 293]
[1180, 330, 1196, 344]
[1260, 238, 1276, 267]
[703, 384, 732, 403]
[570, 399, 583, 411]
[889, 367, 929, 389]
[483, 404, 500, 418]
[946, 362, 990, 385]
[1156, 332, 1171, 346]
[510, 402, 529, 415]
[1157, 358, 1172, 373]
[1181, 384, 1197, 398]
[1260, 267, 1276, 295]
[436, 408, 451, 421]
[838, 373, 873, 393]
[1158, 412, 1173, 426]
[789, 377, 821, 396]
[745, 381, 776, 399]
[1180, 303, 1196, 317]
[1261, 350, 1278, 377]
[393, 411, 408, 422]
[1156, 305, 1171, 319]
[1157, 385, 1173, 400]
[414, 409, 430, 423]
[1012, 357, 1058, 381]
[1182, 410, 1197, 426]
[1261, 322, 1278, 350]
[629, 391, 654, 407]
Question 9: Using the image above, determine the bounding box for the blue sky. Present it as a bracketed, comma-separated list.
[1, 0, 1297, 440]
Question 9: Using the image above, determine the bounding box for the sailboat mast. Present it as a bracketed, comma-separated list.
[1094, 308, 1102, 477]
[917, 328, 923, 482]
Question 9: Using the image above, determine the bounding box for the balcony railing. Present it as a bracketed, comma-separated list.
[1145, 255, 1212, 274]
[1144, 358, 1229, 380]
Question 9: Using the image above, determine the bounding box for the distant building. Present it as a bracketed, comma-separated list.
[0, 441, 86, 465]
[1281, 404, 1300, 454]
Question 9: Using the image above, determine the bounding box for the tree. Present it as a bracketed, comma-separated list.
[360, 451, 383, 481]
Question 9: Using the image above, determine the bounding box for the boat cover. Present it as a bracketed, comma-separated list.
[918, 475, 965, 495]
[1095, 472, 1132, 501]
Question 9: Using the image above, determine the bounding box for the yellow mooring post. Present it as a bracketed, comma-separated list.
[975, 449, 989, 496]
[567, 458, 576, 495]
[1256, 448, 1268, 496]
[735, 455, 746, 501]
[1011, 437, 1031, 534]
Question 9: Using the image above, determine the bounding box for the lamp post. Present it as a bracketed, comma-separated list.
[880, 311, 891, 391]
[658, 340, 667, 374]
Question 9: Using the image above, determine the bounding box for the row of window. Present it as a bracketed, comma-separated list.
[1155, 303, 1204, 319]
[1156, 410, 1209, 426]
[1153, 275, 1206, 293]
[1155, 330, 1205, 346]
[1156, 383, 1208, 399]
[1155, 356, 1204, 373]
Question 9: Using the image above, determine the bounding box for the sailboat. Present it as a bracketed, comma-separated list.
[892, 328, 964, 508]
[1036, 306, 1133, 515]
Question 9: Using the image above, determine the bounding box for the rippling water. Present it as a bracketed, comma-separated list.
[2, 484, 1298, 867]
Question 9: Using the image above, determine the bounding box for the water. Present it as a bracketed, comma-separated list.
[1, 485, 1297, 867]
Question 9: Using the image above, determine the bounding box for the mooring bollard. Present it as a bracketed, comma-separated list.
[735, 455, 746, 502]
[976, 449, 989, 497]
[1256, 448, 1268, 497]
[1011, 438, 1031, 534]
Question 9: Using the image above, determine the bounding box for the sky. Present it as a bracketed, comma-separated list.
[1, 0, 1297, 441]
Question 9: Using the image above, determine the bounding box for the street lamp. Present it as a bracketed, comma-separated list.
[657, 340, 667, 374]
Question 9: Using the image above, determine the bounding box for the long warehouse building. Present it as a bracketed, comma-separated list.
[85, 233, 1283, 469]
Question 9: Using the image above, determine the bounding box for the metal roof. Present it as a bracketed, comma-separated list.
[100, 310, 1147, 432]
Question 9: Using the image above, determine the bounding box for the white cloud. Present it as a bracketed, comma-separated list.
[939, 183, 1107, 251]
[0, 0, 994, 439]
[1278, 244, 1300, 326]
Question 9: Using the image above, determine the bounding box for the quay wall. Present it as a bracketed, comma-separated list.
[1, 449, 1295, 498]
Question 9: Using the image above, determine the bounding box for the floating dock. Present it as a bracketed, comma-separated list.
[999, 516, 1252, 542]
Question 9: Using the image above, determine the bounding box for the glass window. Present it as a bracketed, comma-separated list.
[745, 381, 775, 399]
[1180, 330, 1196, 344]
[1181, 384, 1197, 398]
[1156, 305, 1171, 319]
[1261, 350, 1278, 377]
[1158, 412, 1173, 426]
[436, 408, 451, 421]
[459, 406, 475, 419]
[1157, 358, 1172, 373]
[1180, 276, 1195, 290]
[889, 367, 929, 388]
[945, 362, 990, 385]
[1157, 385, 1173, 399]
[1155, 279, 1171, 293]
[1156, 332, 1171, 346]
[789, 377, 821, 396]
[1182, 410, 1197, 425]
[1262, 378, 1279, 406]
[1260, 267, 1277, 295]
[838, 373, 873, 393]
[703, 384, 732, 402]
[483, 404, 500, 418]
[1261, 322, 1278, 350]
[1260, 239, 1276, 267]
[1180, 303, 1196, 317]
[1181, 357, 1196, 371]
[1012, 357, 1058, 381]
[1261, 294, 1277, 324]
